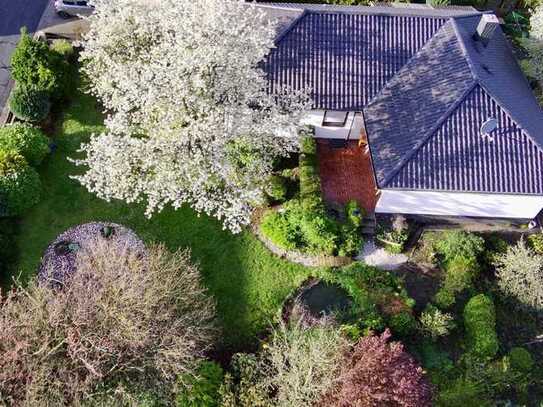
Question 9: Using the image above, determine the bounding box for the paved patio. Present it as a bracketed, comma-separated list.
[316, 139, 378, 213]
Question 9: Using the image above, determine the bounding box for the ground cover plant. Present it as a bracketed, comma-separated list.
[7, 83, 315, 350]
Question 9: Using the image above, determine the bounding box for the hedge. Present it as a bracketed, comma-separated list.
[9, 85, 51, 123]
[0, 150, 41, 216]
[0, 123, 50, 166]
[463, 294, 499, 359]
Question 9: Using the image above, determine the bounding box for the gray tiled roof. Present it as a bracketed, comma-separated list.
[263, 11, 446, 110]
[260, 3, 543, 195]
[364, 20, 475, 185]
[388, 85, 543, 194]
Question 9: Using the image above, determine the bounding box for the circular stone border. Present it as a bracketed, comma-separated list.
[252, 207, 353, 268]
[38, 221, 146, 285]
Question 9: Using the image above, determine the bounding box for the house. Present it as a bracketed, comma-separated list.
[258, 2, 543, 225]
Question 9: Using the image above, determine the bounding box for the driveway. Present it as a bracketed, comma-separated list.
[0, 0, 50, 116]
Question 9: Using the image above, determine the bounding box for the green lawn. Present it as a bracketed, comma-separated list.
[10, 87, 314, 350]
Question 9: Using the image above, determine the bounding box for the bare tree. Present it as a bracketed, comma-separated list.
[0, 240, 216, 406]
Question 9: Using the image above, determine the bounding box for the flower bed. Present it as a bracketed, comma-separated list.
[38, 221, 145, 285]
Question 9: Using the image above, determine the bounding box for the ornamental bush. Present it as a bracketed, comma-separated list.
[508, 347, 534, 373]
[0, 123, 50, 166]
[50, 39, 75, 59]
[9, 85, 51, 122]
[0, 241, 216, 405]
[0, 150, 41, 216]
[420, 305, 455, 340]
[265, 175, 287, 203]
[11, 29, 68, 97]
[434, 255, 476, 308]
[494, 239, 543, 312]
[320, 329, 432, 407]
[389, 311, 417, 337]
[263, 319, 348, 407]
[219, 353, 270, 407]
[345, 199, 363, 228]
[528, 232, 543, 254]
[463, 294, 499, 359]
[11, 28, 60, 94]
[434, 231, 485, 266]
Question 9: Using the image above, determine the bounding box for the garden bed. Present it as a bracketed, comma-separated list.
[253, 207, 353, 268]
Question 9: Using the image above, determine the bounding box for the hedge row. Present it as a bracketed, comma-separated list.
[463, 294, 499, 359]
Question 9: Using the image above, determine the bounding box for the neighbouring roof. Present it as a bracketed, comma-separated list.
[259, 3, 543, 195]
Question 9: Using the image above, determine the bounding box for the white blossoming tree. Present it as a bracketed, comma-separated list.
[74, 0, 310, 232]
[522, 5, 543, 83]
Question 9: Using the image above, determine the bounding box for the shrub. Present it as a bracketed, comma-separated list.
[50, 39, 75, 59]
[528, 232, 543, 254]
[417, 341, 454, 388]
[263, 318, 348, 407]
[9, 85, 51, 122]
[11, 28, 60, 94]
[265, 175, 287, 203]
[299, 135, 322, 211]
[0, 241, 216, 405]
[337, 223, 362, 257]
[176, 361, 224, 407]
[419, 305, 455, 339]
[434, 255, 476, 308]
[388, 311, 417, 337]
[320, 329, 432, 407]
[0, 123, 50, 166]
[463, 294, 499, 359]
[508, 347, 534, 373]
[494, 239, 543, 312]
[345, 200, 363, 228]
[219, 353, 270, 407]
[436, 377, 492, 407]
[260, 209, 298, 250]
[375, 217, 409, 254]
[0, 150, 41, 216]
[299, 211, 338, 255]
[434, 231, 484, 266]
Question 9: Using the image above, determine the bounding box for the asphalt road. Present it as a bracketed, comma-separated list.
[0, 0, 50, 111]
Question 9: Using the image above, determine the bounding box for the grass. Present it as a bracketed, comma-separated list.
[9, 86, 315, 350]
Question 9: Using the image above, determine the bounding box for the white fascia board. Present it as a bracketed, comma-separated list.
[376, 189, 543, 219]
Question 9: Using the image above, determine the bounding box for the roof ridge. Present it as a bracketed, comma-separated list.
[363, 19, 451, 113]
[450, 18, 480, 82]
[257, 2, 483, 18]
[381, 81, 478, 187]
[272, 9, 309, 45]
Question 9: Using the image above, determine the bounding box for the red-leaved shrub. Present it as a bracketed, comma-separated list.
[320, 329, 432, 407]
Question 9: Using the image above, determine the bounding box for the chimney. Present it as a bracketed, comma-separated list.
[474, 14, 500, 47]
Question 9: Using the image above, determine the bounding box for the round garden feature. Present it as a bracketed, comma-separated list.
[38, 222, 145, 285]
[283, 278, 352, 325]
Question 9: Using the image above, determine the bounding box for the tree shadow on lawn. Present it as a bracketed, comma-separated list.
[5, 88, 313, 353]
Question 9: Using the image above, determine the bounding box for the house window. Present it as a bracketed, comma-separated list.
[322, 111, 348, 127]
